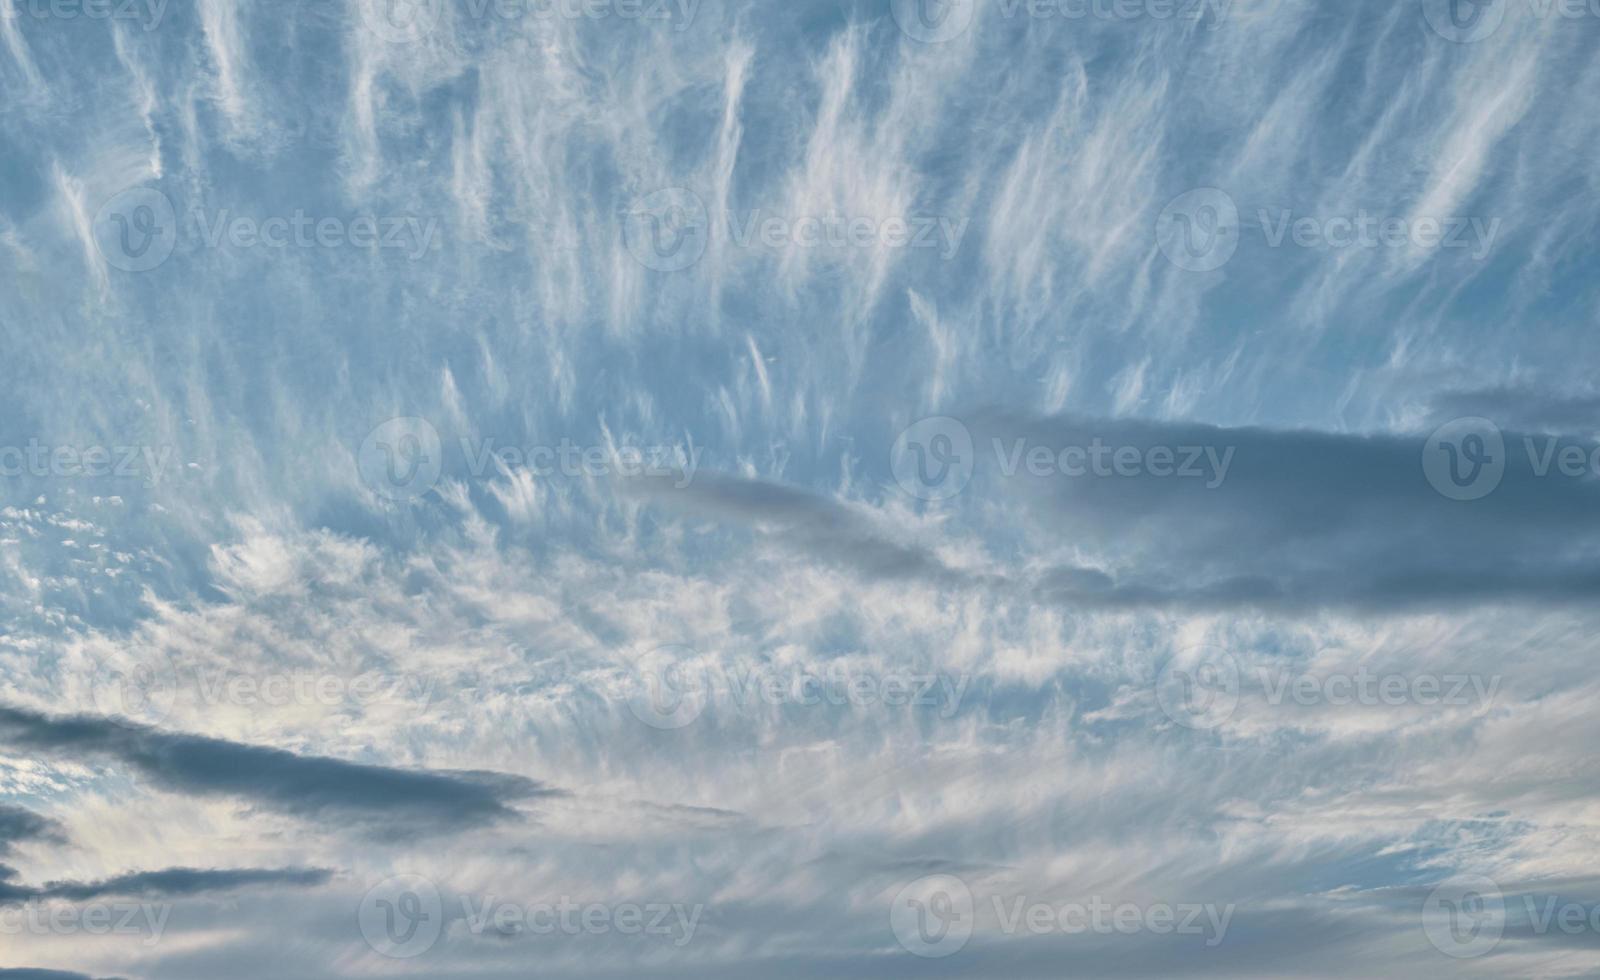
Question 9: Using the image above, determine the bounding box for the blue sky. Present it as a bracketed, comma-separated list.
[2, 0, 1600, 976]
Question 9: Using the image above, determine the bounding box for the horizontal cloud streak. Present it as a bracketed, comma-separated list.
[976, 411, 1600, 609]
[637, 413, 1600, 611]
[0, 805, 66, 857]
[0, 865, 332, 905]
[0, 705, 561, 835]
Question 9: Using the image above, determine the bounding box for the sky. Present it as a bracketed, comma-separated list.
[1, 0, 1599, 976]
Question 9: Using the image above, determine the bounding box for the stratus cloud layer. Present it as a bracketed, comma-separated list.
[1, 0, 1598, 977]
